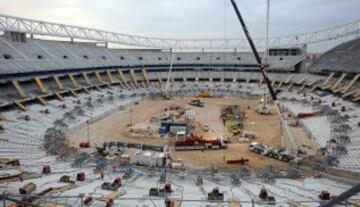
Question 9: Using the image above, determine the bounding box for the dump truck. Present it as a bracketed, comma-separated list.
[175, 136, 227, 151]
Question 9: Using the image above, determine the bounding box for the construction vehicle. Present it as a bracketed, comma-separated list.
[249, 142, 295, 162]
[196, 91, 211, 98]
[175, 136, 227, 151]
[256, 93, 272, 115]
[249, 142, 268, 154]
[263, 146, 295, 162]
[189, 99, 204, 107]
[207, 187, 224, 201]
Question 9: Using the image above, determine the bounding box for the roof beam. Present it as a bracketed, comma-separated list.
[0, 13, 359, 49]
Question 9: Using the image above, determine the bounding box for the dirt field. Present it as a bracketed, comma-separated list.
[67, 96, 297, 170]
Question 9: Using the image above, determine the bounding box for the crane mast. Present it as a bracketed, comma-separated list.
[265, 0, 270, 65]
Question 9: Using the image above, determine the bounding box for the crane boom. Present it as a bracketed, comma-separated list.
[230, 0, 277, 101]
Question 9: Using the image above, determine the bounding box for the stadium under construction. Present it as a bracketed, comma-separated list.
[0, 1, 359, 206]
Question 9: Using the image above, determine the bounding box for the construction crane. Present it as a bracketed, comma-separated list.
[230, 0, 298, 153]
[258, 0, 271, 115]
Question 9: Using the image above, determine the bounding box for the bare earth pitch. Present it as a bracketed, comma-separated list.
[67, 96, 314, 170]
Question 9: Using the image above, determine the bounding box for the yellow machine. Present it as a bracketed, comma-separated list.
[196, 91, 211, 98]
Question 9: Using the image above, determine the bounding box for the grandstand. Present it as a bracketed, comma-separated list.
[309, 38, 360, 75]
[0, 9, 359, 207]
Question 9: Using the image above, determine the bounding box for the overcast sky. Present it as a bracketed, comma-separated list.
[0, 0, 359, 40]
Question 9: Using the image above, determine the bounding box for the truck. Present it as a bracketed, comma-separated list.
[263, 147, 295, 162]
[249, 142, 268, 154]
[175, 136, 227, 151]
[249, 142, 295, 163]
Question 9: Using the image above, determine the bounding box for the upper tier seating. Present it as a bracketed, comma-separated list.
[0, 36, 304, 76]
[309, 38, 360, 74]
